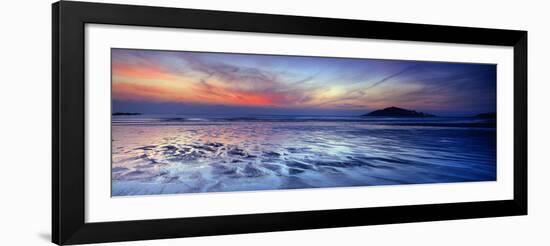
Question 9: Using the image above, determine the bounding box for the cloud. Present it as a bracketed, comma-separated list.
[112, 49, 496, 115]
[113, 50, 321, 107]
[363, 65, 419, 90]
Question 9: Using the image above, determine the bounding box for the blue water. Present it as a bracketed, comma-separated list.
[111, 115, 496, 196]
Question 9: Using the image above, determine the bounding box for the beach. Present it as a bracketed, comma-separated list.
[111, 115, 496, 196]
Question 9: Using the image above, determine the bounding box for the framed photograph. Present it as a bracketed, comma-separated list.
[52, 1, 527, 245]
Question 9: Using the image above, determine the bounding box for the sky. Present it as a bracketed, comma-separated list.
[112, 48, 496, 116]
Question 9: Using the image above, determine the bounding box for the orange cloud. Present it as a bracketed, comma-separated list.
[112, 63, 178, 81]
[112, 82, 176, 102]
[112, 80, 287, 107]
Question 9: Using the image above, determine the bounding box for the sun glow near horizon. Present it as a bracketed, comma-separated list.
[112, 48, 497, 116]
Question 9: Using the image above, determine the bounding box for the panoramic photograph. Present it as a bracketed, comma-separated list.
[111, 48, 497, 196]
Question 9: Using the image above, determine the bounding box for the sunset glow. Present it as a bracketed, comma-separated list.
[112, 48, 496, 116]
[111, 48, 497, 196]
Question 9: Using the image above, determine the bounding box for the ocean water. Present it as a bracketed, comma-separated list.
[111, 115, 496, 196]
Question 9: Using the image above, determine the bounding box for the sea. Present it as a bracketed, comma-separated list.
[111, 114, 496, 196]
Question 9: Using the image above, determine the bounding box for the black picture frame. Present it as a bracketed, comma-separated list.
[52, 1, 527, 245]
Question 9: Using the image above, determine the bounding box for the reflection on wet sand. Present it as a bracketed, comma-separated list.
[112, 117, 496, 196]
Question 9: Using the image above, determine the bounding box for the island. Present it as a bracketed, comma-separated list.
[362, 107, 435, 117]
[112, 112, 142, 116]
[473, 112, 496, 119]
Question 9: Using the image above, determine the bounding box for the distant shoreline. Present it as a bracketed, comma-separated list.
[362, 107, 435, 117]
[112, 112, 141, 116]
